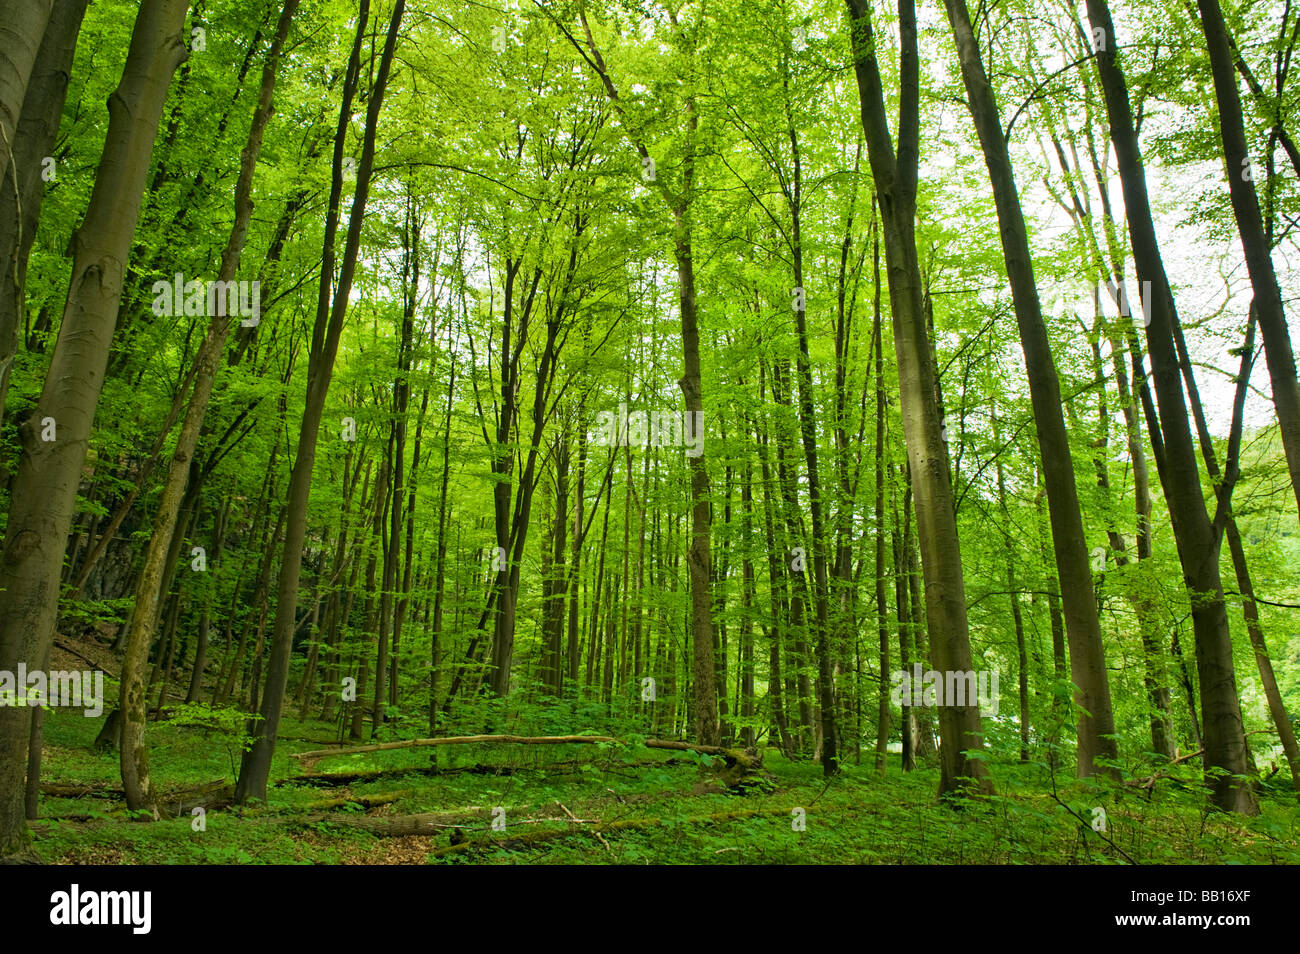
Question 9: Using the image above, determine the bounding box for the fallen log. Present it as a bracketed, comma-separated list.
[41, 778, 229, 804]
[41, 781, 121, 798]
[292, 810, 487, 837]
[643, 740, 765, 788]
[290, 734, 759, 778]
[291, 734, 621, 769]
[1125, 748, 1205, 792]
[427, 806, 794, 858]
[277, 757, 695, 788]
[277, 767, 443, 787]
[300, 791, 408, 812]
[158, 782, 234, 817]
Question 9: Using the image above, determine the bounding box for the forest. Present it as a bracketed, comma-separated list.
[0, 0, 1297, 869]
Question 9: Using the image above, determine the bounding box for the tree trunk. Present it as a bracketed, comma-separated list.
[119, 0, 298, 812]
[428, 348, 455, 732]
[235, 0, 404, 804]
[872, 263, 890, 775]
[674, 216, 719, 747]
[0, 0, 190, 856]
[0, 0, 88, 426]
[945, 0, 1118, 777]
[0, 0, 54, 188]
[1085, 0, 1258, 814]
[1196, 0, 1300, 526]
[845, 0, 990, 797]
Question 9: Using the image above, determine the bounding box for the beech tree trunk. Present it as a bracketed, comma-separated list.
[1085, 0, 1258, 814]
[0, 0, 55, 188]
[845, 0, 990, 797]
[1196, 0, 1300, 527]
[945, 0, 1118, 778]
[235, 0, 405, 804]
[0, 0, 190, 856]
[0, 0, 88, 427]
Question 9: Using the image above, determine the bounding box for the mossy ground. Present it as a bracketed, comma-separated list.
[26, 708, 1300, 865]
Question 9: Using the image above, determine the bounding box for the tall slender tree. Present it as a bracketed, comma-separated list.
[1084, 0, 1258, 814]
[235, 0, 406, 804]
[845, 0, 990, 797]
[944, 0, 1118, 778]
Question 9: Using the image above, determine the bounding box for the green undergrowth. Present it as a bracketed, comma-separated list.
[27, 709, 1300, 865]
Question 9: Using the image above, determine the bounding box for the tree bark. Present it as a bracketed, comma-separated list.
[0, 0, 54, 188]
[0, 0, 190, 856]
[235, 0, 405, 804]
[1085, 0, 1258, 813]
[1196, 0, 1300, 527]
[0, 0, 88, 427]
[845, 0, 990, 796]
[119, 0, 299, 812]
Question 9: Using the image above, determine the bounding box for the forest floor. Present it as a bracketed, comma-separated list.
[26, 693, 1300, 865]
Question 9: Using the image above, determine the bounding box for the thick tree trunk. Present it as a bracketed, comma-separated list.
[1085, 0, 1258, 814]
[0, 0, 88, 427]
[0, 0, 190, 857]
